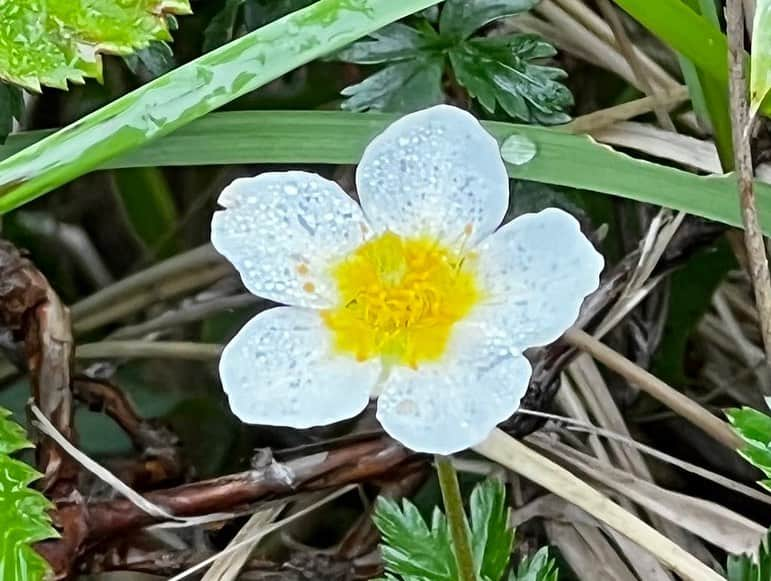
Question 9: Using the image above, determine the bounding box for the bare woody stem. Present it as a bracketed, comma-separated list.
[726, 0, 771, 362]
[434, 455, 476, 581]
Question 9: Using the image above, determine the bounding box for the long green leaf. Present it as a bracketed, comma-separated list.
[0, 0, 441, 213]
[676, 0, 734, 169]
[751, 0, 771, 117]
[1, 110, 769, 234]
[611, 0, 727, 83]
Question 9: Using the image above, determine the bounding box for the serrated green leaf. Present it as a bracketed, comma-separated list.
[510, 547, 559, 581]
[440, 0, 540, 40]
[337, 23, 440, 64]
[0, 82, 22, 144]
[727, 407, 771, 491]
[0, 0, 192, 91]
[450, 34, 572, 124]
[751, 1, 771, 118]
[373, 497, 457, 581]
[727, 532, 771, 581]
[341, 57, 445, 112]
[470, 479, 514, 581]
[0, 407, 58, 581]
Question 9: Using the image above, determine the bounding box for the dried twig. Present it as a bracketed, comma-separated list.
[564, 327, 742, 450]
[727, 0, 771, 361]
[475, 429, 724, 581]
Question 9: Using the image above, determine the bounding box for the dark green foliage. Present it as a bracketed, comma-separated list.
[0, 82, 23, 143]
[652, 240, 736, 386]
[124, 42, 176, 78]
[337, 0, 571, 121]
[0, 407, 58, 580]
[203, 0, 316, 50]
[439, 0, 539, 40]
[203, 0, 246, 51]
[726, 533, 771, 581]
[337, 23, 445, 112]
[449, 35, 571, 123]
[373, 478, 557, 581]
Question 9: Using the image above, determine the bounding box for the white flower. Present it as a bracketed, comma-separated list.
[211, 105, 603, 455]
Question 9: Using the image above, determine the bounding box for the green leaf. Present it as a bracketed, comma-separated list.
[652, 240, 736, 386]
[726, 406, 771, 491]
[373, 497, 457, 581]
[0, 0, 443, 211]
[337, 23, 440, 64]
[510, 547, 559, 581]
[440, 0, 540, 40]
[7, 110, 771, 236]
[203, 0, 247, 52]
[751, 0, 771, 118]
[0, 0, 192, 91]
[0, 82, 23, 144]
[0, 407, 58, 580]
[470, 479, 514, 581]
[338, 22, 444, 112]
[341, 57, 445, 112]
[727, 532, 771, 581]
[611, 0, 727, 84]
[450, 35, 572, 124]
[123, 42, 176, 79]
[242, 0, 316, 30]
[112, 167, 179, 258]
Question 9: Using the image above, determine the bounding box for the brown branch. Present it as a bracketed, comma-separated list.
[727, 0, 771, 361]
[35, 436, 414, 576]
[0, 240, 77, 495]
[72, 376, 184, 488]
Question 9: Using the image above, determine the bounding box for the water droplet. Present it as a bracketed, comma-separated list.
[500, 134, 537, 166]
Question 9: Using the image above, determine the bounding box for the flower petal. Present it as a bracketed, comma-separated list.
[376, 323, 531, 454]
[356, 105, 509, 246]
[473, 208, 604, 349]
[220, 307, 380, 428]
[211, 172, 371, 308]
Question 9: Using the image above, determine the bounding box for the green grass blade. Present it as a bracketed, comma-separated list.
[0, 110, 768, 235]
[611, 0, 727, 83]
[113, 167, 179, 258]
[676, 0, 734, 168]
[751, 0, 771, 117]
[0, 0, 441, 213]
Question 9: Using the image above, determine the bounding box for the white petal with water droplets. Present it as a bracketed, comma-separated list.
[220, 307, 379, 428]
[211, 172, 371, 308]
[356, 105, 509, 247]
[472, 208, 604, 349]
[376, 323, 531, 454]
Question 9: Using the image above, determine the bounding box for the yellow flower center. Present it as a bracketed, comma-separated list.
[322, 232, 480, 367]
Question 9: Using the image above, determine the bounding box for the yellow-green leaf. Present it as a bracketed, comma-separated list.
[0, 407, 58, 580]
[0, 0, 192, 92]
[750, 0, 771, 117]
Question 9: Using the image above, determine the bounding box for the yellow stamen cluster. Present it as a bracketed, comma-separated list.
[322, 232, 480, 367]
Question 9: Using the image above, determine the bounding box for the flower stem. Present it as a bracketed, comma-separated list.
[434, 455, 476, 581]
